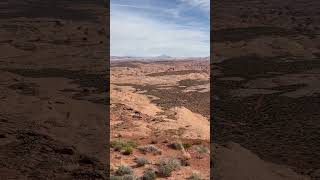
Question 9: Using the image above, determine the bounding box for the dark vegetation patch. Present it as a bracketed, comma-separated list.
[110, 62, 139, 68]
[2, 68, 108, 93]
[3, 68, 108, 104]
[213, 26, 296, 42]
[215, 56, 320, 79]
[117, 84, 210, 118]
[146, 70, 205, 77]
[110, 139, 137, 152]
[178, 79, 209, 86]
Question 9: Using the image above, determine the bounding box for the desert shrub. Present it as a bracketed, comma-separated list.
[110, 176, 122, 180]
[193, 145, 209, 154]
[122, 174, 137, 180]
[134, 157, 149, 167]
[142, 169, 156, 180]
[187, 171, 202, 180]
[122, 146, 133, 155]
[157, 158, 181, 177]
[166, 158, 181, 170]
[115, 165, 133, 176]
[111, 139, 137, 152]
[157, 163, 173, 177]
[137, 145, 161, 155]
[183, 143, 192, 149]
[110, 175, 136, 180]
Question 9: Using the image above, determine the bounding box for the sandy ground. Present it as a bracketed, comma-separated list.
[0, 0, 109, 179]
[110, 60, 210, 179]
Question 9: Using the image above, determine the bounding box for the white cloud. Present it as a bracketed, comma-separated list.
[111, 9, 209, 57]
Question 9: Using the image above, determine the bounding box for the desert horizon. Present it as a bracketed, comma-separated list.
[110, 0, 211, 178]
[0, 0, 318, 179]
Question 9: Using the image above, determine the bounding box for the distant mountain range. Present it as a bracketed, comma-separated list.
[111, 55, 209, 59]
[156, 54, 171, 58]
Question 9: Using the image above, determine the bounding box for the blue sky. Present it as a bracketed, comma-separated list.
[111, 0, 210, 57]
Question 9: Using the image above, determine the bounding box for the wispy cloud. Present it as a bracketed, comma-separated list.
[110, 0, 209, 57]
[112, 3, 182, 20]
[179, 0, 210, 11]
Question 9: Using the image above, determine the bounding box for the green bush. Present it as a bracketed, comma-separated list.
[115, 165, 133, 176]
[142, 169, 156, 180]
[110, 176, 122, 180]
[122, 174, 136, 180]
[110, 175, 136, 180]
[134, 157, 149, 167]
[122, 146, 133, 155]
[111, 139, 137, 152]
[157, 158, 181, 177]
[183, 143, 192, 149]
[157, 163, 173, 177]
